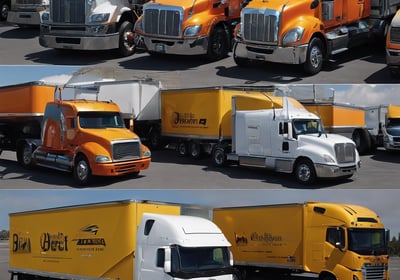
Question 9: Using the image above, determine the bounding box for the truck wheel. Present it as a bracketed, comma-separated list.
[149, 128, 164, 150]
[189, 142, 202, 159]
[0, 1, 10, 21]
[176, 142, 188, 157]
[321, 274, 336, 280]
[118, 21, 136, 57]
[73, 155, 92, 185]
[17, 142, 34, 169]
[304, 37, 324, 75]
[294, 159, 316, 185]
[352, 129, 371, 155]
[212, 146, 227, 167]
[207, 26, 228, 61]
[233, 42, 250, 67]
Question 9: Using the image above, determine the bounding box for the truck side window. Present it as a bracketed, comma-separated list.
[279, 122, 288, 134]
[326, 227, 345, 249]
[156, 248, 165, 267]
[144, 219, 155, 235]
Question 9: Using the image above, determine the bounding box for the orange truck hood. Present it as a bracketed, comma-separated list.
[82, 128, 139, 143]
[150, 0, 198, 8]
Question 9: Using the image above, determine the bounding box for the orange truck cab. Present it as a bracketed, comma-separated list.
[386, 9, 400, 76]
[0, 83, 151, 185]
[134, 0, 243, 60]
[233, 0, 400, 74]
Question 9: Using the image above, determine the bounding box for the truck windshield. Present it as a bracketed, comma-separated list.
[293, 119, 323, 136]
[79, 112, 125, 129]
[348, 228, 387, 255]
[386, 118, 400, 136]
[170, 246, 231, 277]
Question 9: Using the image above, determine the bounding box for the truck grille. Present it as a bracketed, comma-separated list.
[241, 8, 280, 44]
[51, 0, 85, 24]
[390, 27, 400, 43]
[362, 263, 385, 280]
[112, 140, 142, 161]
[143, 5, 183, 37]
[334, 143, 356, 163]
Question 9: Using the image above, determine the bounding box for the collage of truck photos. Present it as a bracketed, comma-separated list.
[2, 0, 400, 279]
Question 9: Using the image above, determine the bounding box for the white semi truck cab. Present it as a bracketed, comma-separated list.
[136, 213, 235, 280]
[39, 0, 145, 56]
[216, 95, 360, 184]
[383, 105, 400, 150]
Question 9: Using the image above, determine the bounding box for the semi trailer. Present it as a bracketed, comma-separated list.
[9, 200, 235, 280]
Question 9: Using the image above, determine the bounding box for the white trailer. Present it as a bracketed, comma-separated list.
[58, 79, 164, 148]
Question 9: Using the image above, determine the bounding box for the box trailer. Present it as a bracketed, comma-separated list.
[213, 201, 389, 280]
[9, 200, 235, 280]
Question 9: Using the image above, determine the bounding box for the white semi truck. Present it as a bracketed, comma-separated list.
[39, 0, 147, 56]
[212, 94, 360, 184]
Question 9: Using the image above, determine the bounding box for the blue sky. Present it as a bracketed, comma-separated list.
[1, 189, 400, 238]
[0, 65, 80, 87]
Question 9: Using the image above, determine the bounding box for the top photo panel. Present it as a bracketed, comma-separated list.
[2, 0, 400, 84]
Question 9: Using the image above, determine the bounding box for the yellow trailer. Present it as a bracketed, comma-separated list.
[160, 86, 274, 158]
[302, 102, 381, 155]
[9, 200, 235, 280]
[213, 201, 389, 280]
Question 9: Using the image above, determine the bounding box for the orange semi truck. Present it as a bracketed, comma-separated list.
[386, 9, 400, 76]
[133, 0, 243, 60]
[213, 201, 390, 280]
[0, 82, 151, 185]
[233, 0, 400, 74]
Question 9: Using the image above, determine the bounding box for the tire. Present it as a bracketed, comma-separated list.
[212, 146, 227, 167]
[321, 274, 336, 280]
[189, 142, 202, 159]
[352, 129, 371, 155]
[294, 159, 316, 185]
[73, 155, 92, 186]
[148, 128, 164, 150]
[207, 26, 228, 61]
[17, 142, 34, 169]
[233, 41, 250, 67]
[118, 21, 136, 57]
[176, 142, 188, 157]
[0, 1, 10, 21]
[303, 37, 324, 75]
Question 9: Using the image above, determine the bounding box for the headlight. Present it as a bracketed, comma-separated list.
[323, 154, 336, 163]
[41, 12, 49, 22]
[95, 155, 111, 162]
[143, 150, 151, 157]
[282, 27, 304, 45]
[236, 23, 243, 38]
[90, 13, 110, 23]
[184, 25, 202, 36]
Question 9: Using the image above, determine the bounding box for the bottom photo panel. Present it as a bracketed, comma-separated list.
[0, 189, 399, 280]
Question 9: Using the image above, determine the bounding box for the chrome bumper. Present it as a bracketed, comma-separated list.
[315, 162, 359, 178]
[234, 40, 308, 64]
[39, 25, 119, 50]
[7, 11, 41, 25]
[141, 35, 209, 55]
[386, 48, 400, 67]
